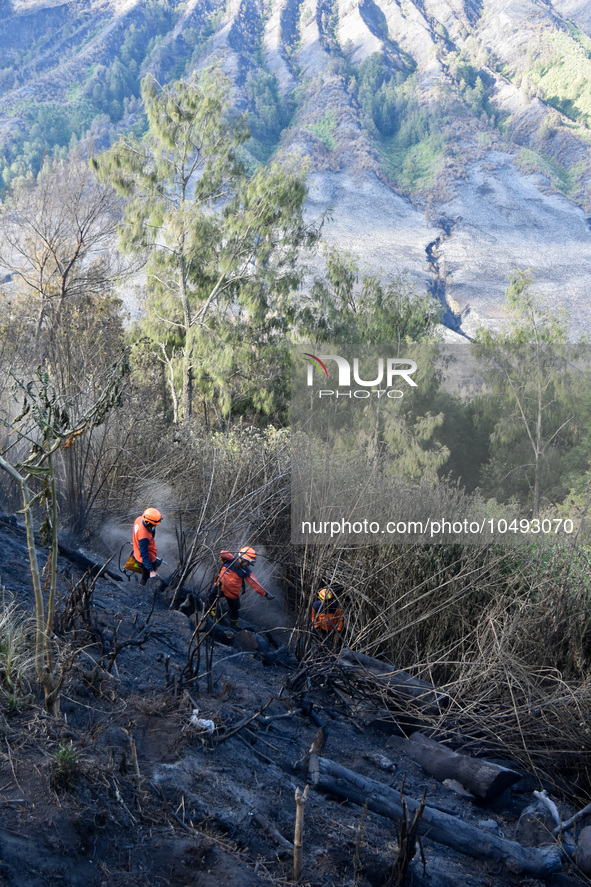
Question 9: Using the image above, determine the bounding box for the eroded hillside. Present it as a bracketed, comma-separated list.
[1, 0, 591, 334]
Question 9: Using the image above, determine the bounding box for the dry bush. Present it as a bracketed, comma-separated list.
[104, 423, 293, 597]
[0, 307, 34, 512]
[161, 424, 291, 529]
[0, 591, 36, 711]
[0, 286, 130, 535]
[290, 537, 591, 799]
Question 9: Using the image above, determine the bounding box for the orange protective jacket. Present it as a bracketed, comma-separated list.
[133, 516, 158, 571]
[217, 550, 267, 600]
[311, 600, 344, 633]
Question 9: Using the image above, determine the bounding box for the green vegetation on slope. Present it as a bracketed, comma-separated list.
[309, 110, 338, 151]
[0, 0, 184, 191]
[244, 69, 294, 161]
[516, 146, 577, 198]
[526, 28, 591, 126]
[350, 51, 496, 193]
[353, 56, 448, 191]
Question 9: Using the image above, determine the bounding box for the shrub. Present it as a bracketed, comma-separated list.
[51, 741, 80, 791]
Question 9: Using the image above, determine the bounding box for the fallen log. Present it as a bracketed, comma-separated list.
[308, 754, 562, 878]
[57, 541, 123, 582]
[338, 649, 448, 712]
[533, 790, 561, 829]
[555, 800, 591, 835]
[0, 513, 123, 582]
[404, 731, 521, 801]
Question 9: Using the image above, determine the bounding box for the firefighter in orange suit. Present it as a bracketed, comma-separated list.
[132, 508, 163, 586]
[311, 588, 344, 639]
[207, 546, 273, 629]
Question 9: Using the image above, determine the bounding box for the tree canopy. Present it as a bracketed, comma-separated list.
[472, 271, 590, 516]
[94, 69, 319, 424]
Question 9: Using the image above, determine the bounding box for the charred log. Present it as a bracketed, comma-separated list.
[308, 754, 562, 878]
[404, 731, 521, 801]
[338, 649, 448, 713]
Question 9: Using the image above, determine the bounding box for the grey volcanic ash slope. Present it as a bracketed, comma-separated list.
[1, 0, 591, 333]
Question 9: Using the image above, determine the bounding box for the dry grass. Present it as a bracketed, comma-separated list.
[0, 591, 36, 711]
[145, 425, 292, 600]
[289, 537, 591, 800]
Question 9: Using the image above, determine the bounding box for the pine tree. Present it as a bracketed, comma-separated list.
[94, 69, 318, 424]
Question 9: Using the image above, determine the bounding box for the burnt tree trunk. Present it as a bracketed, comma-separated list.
[308, 755, 562, 878]
[404, 732, 521, 801]
[338, 649, 448, 712]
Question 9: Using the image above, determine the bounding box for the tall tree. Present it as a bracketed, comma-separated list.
[297, 248, 450, 484]
[0, 155, 127, 348]
[472, 271, 587, 516]
[94, 70, 318, 424]
[301, 246, 442, 347]
[0, 154, 134, 532]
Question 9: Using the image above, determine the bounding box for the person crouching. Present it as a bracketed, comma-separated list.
[311, 588, 344, 643]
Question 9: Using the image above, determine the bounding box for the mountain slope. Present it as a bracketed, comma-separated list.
[0, 512, 583, 887]
[1, 0, 590, 334]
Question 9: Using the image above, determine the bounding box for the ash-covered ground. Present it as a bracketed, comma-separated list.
[0, 514, 583, 886]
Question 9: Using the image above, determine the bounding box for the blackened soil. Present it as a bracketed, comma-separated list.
[0, 515, 582, 887]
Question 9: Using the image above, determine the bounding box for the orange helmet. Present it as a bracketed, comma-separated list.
[318, 588, 333, 601]
[143, 507, 162, 525]
[239, 546, 256, 563]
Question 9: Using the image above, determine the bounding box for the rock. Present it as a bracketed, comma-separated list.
[478, 819, 500, 834]
[576, 825, 591, 875]
[252, 633, 273, 655]
[234, 630, 259, 652]
[178, 594, 197, 616]
[515, 806, 556, 847]
[260, 645, 299, 668]
[365, 752, 397, 773]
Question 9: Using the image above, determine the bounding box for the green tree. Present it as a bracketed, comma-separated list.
[94, 70, 318, 424]
[245, 70, 292, 160]
[301, 246, 442, 346]
[298, 248, 450, 483]
[472, 271, 588, 516]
